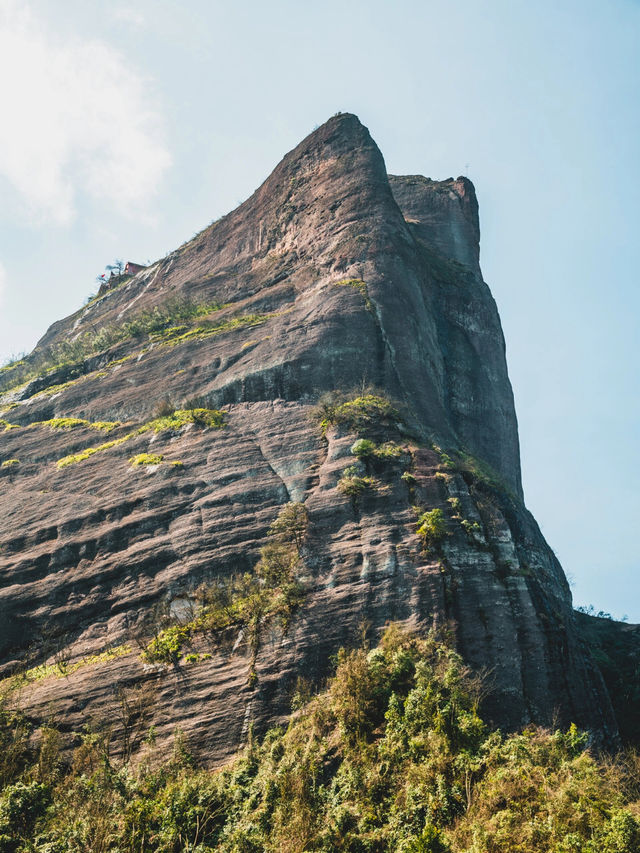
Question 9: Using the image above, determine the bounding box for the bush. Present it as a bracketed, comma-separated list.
[351, 438, 377, 459]
[0, 628, 639, 852]
[314, 392, 400, 437]
[267, 502, 308, 551]
[338, 467, 376, 498]
[415, 508, 448, 549]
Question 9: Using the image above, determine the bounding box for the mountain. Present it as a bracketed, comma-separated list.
[0, 113, 630, 762]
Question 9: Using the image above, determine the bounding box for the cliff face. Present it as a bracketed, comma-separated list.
[0, 113, 620, 761]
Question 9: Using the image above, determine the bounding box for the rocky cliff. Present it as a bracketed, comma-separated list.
[0, 113, 624, 762]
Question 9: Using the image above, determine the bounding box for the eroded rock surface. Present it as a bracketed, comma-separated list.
[0, 113, 622, 762]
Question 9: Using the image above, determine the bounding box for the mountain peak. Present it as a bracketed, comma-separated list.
[0, 116, 623, 765]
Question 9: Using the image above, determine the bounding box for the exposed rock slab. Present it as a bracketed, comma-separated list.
[0, 113, 621, 761]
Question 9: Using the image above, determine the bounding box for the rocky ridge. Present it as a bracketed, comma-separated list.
[0, 113, 625, 762]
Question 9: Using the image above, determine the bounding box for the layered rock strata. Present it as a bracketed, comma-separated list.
[0, 113, 621, 761]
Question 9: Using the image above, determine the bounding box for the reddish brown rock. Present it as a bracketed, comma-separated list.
[0, 113, 622, 762]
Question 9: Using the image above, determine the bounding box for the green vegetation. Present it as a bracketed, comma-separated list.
[576, 611, 640, 748]
[0, 298, 224, 394]
[156, 311, 278, 347]
[1, 417, 120, 434]
[56, 436, 132, 468]
[0, 460, 19, 469]
[0, 299, 279, 401]
[351, 438, 405, 461]
[447, 497, 461, 515]
[315, 392, 400, 437]
[350, 437, 377, 458]
[143, 503, 308, 678]
[6, 645, 132, 691]
[333, 277, 373, 310]
[29, 417, 120, 433]
[338, 465, 377, 498]
[415, 507, 448, 550]
[56, 408, 225, 468]
[143, 407, 225, 432]
[460, 519, 482, 539]
[267, 500, 309, 551]
[129, 453, 164, 466]
[433, 446, 512, 499]
[433, 445, 456, 470]
[1, 626, 638, 852]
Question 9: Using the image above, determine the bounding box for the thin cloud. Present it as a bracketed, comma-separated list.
[0, 261, 5, 308]
[0, 1, 170, 225]
[112, 7, 146, 28]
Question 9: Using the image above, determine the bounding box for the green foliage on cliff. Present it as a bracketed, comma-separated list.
[56, 408, 225, 468]
[338, 465, 377, 497]
[315, 392, 400, 437]
[129, 453, 164, 466]
[333, 277, 373, 310]
[0, 298, 223, 394]
[31, 417, 120, 432]
[0, 626, 638, 851]
[142, 502, 308, 673]
[351, 438, 405, 461]
[415, 507, 448, 549]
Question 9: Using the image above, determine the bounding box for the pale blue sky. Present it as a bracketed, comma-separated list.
[0, 0, 638, 619]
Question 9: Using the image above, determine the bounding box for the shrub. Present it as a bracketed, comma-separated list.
[460, 519, 482, 538]
[338, 466, 377, 498]
[350, 438, 377, 459]
[267, 502, 308, 551]
[142, 510, 308, 668]
[447, 497, 461, 514]
[415, 508, 448, 549]
[314, 392, 400, 437]
[255, 541, 299, 587]
[374, 440, 404, 460]
[143, 624, 191, 664]
[1, 628, 639, 852]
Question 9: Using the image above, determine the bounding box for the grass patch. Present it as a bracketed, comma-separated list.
[333, 277, 373, 310]
[8, 644, 132, 689]
[129, 453, 163, 466]
[56, 408, 225, 468]
[56, 435, 133, 468]
[156, 312, 278, 346]
[29, 418, 120, 433]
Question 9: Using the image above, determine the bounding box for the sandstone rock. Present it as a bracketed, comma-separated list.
[0, 113, 624, 762]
